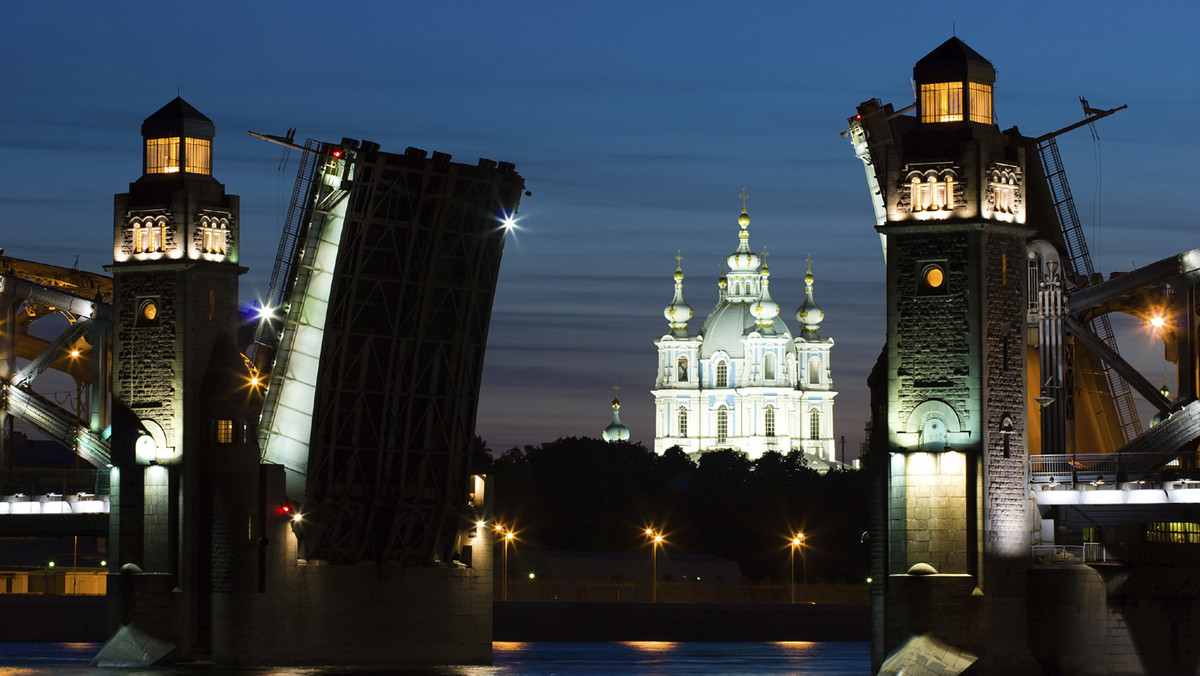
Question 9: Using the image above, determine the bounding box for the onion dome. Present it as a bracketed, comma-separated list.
[663, 261, 693, 336]
[795, 258, 824, 335]
[726, 207, 761, 273]
[717, 271, 728, 299]
[751, 264, 780, 329]
[602, 394, 630, 442]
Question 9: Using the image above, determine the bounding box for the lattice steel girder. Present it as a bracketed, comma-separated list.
[1068, 247, 1200, 320]
[1064, 315, 1172, 413]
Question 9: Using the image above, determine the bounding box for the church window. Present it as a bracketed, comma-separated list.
[764, 353, 776, 381]
[716, 406, 728, 444]
[716, 361, 728, 388]
[808, 356, 820, 385]
[911, 177, 923, 211]
[931, 177, 946, 210]
[145, 137, 181, 174]
[216, 419, 234, 444]
[677, 357, 689, 383]
[184, 137, 212, 174]
[678, 407, 688, 438]
[809, 409, 820, 441]
[765, 405, 776, 436]
[969, 83, 993, 124]
[920, 82, 963, 123]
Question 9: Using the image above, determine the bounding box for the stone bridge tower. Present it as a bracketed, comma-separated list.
[855, 39, 1035, 672]
[106, 97, 261, 659]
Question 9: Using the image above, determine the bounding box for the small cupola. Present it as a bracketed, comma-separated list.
[913, 37, 996, 125]
[140, 97, 215, 176]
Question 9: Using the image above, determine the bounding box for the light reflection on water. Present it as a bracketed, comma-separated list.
[0, 641, 869, 676]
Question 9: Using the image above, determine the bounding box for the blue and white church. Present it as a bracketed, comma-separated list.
[652, 202, 837, 465]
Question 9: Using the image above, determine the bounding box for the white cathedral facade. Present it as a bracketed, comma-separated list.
[652, 203, 837, 466]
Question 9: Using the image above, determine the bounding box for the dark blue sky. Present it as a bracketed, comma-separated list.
[4, 2, 1196, 456]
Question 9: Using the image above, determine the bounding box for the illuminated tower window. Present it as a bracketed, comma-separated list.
[764, 352, 776, 380]
[201, 216, 228, 255]
[969, 83, 993, 123]
[678, 406, 688, 438]
[920, 82, 963, 123]
[184, 137, 212, 174]
[216, 420, 234, 444]
[808, 356, 820, 385]
[716, 406, 728, 444]
[765, 405, 776, 436]
[146, 137, 181, 173]
[809, 408, 820, 441]
[677, 357, 689, 383]
[133, 217, 167, 254]
[716, 361, 728, 387]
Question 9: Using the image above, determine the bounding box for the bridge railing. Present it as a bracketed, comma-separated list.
[1029, 452, 1194, 483]
[1031, 543, 1112, 564]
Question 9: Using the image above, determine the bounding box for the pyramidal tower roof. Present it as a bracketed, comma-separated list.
[914, 37, 995, 84]
[142, 96, 215, 139]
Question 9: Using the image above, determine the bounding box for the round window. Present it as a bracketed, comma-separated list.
[923, 266, 944, 289]
[141, 302, 158, 322]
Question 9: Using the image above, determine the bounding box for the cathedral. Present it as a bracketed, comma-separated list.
[652, 201, 837, 465]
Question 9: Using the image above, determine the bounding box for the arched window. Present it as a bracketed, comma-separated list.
[716, 406, 728, 444]
[677, 357, 689, 383]
[678, 406, 688, 438]
[911, 177, 923, 212]
[764, 352, 776, 381]
[809, 408, 820, 441]
[808, 357, 820, 386]
[765, 405, 776, 436]
[716, 361, 728, 388]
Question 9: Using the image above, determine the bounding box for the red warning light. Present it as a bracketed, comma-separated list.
[854, 114, 862, 120]
[331, 149, 343, 158]
[278, 504, 291, 515]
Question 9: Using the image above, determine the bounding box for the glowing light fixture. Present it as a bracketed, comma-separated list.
[500, 212, 518, 230]
[256, 304, 275, 321]
[70, 349, 81, 358]
[1149, 314, 1167, 330]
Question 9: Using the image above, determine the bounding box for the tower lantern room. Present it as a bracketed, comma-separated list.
[913, 37, 996, 126]
[140, 96, 215, 177]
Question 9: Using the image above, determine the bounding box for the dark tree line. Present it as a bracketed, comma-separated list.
[473, 437, 870, 583]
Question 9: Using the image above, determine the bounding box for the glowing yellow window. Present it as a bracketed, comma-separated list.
[146, 137, 180, 173]
[185, 138, 211, 174]
[920, 83, 963, 123]
[216, 420, 233, 444]
[969, 83, 993, 124]
[924, 266, 945, 289]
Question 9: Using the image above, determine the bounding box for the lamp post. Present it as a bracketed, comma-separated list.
[791, 533, 806, 603]
[645, 528, 664, 603]
[495, 524, 514, 601]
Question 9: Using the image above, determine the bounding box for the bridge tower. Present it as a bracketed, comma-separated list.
[855, 39, 1035, 672]
[105, 97, 261, 659]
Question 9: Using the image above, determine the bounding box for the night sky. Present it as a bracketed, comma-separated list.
[4, 2, 1197, 458]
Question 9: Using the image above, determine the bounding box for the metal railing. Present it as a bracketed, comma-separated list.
[1031, 543, 1112, 564]
[1029, 452, 1193, 482]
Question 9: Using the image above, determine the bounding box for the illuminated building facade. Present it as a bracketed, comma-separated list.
[652, 204, 836, 464]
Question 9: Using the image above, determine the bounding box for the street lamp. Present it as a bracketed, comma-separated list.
[495, 524, 515, 601]
[790, 533, 806, 603]
[645, 528, 664, 603]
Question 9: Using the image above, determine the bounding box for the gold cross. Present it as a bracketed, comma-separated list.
[675, 250, 684, 267]
[739, 187, 749, 210]
[613, 384, 620, 395]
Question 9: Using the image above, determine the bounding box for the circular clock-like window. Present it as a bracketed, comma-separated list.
[923, 266, 945, 289]
[142, 302, 158, 322]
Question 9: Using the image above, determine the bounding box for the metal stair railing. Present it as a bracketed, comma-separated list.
[249, 139, 322, 374]
[1038, 137, 1142, 443]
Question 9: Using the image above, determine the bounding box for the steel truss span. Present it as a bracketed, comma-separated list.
[297, 146, 524, 566]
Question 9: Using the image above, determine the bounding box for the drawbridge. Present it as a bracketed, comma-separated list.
[0, 257, 113, 469]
